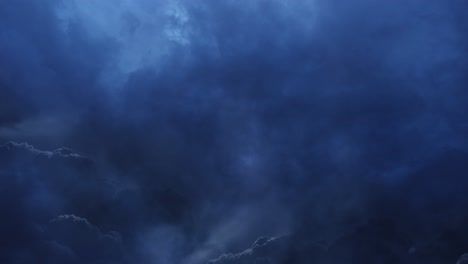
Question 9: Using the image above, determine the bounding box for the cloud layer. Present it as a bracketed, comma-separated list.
[1, 0, 468, 263]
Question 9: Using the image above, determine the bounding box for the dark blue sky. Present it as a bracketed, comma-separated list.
[1, 0, 468, 263]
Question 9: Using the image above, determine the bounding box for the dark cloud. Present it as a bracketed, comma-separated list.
[46, 214, 124, 263]
[1, 0, 468, 263]
[207, 236, 294, 264]
[0, 141, 93, 165]
[208, 216, 468, 264]
[0, 141, 110, 263]
[458, 254, 468, 264]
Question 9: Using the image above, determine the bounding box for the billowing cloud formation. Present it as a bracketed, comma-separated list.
[1, 0, 468, 263]
[46, 214, 124, 263]
[208, 236, 292, 264]
[0, 141, 93, 166]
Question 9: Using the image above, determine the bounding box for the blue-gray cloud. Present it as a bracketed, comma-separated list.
[1, 0, 468, 263]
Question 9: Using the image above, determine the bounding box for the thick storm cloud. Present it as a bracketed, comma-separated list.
[1, 0, 468, 263]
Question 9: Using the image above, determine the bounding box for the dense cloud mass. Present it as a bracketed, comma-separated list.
[1, 0, 468, 263]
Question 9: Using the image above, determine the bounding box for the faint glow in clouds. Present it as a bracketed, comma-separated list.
[55, 0, 191, 87]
